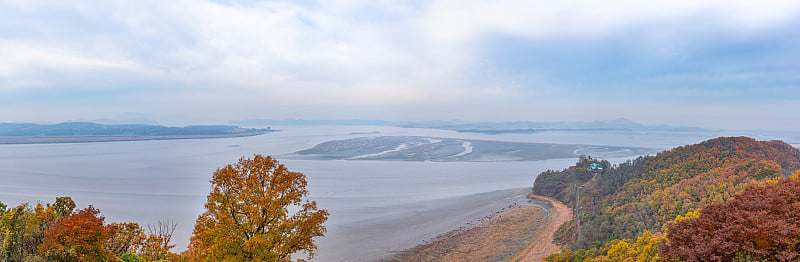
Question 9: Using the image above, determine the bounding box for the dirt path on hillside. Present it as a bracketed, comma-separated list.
[510, 195, 572, 262]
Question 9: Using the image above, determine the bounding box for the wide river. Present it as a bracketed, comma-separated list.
[0, 126, 792, 261]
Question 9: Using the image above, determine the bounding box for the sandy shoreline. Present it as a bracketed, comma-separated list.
[384, 194, 571, 262]
[513, 195, 572, 261]
[0, 131, 267, 144]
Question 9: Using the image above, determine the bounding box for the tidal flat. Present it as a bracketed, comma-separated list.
[294, 136, 651, 162]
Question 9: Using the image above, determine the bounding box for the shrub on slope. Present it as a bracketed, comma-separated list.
[661, 172, 800, 261]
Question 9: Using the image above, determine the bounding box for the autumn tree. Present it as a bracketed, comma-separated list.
[188, 154, 329, 261]
[1, 197, 76, 262]
[2, 205, 25, 261]
[0, 200, 6, 256]
[27, 197, 77, 255]
[45, 197, 77, 219]
[39, 206, 117, 262]
[140, 219, 177, 261]
[107, 222, 146, 256]
[661, 172, 800, 261]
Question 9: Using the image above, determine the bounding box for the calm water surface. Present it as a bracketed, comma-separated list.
[1, 126, 782, 261]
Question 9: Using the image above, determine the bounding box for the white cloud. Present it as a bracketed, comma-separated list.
[0, 40, 150, 90]
[421, 0, 800, 41]
[1, 0, 799, 121]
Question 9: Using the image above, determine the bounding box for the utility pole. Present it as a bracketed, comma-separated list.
[573, 170, 581, 247]
[576, 184, 582, 247]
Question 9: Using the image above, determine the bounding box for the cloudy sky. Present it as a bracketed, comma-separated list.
[1, 0, 799, 130]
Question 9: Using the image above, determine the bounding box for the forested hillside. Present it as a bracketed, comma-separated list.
[535, 137, 800, 261]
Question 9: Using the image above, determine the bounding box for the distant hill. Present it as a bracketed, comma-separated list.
[0, 122, 273, 144]
[231, 118, 715, 133]
[534, 137, 800, 261]
[231, 119, 391, 127]
[398, 118, 716, 133]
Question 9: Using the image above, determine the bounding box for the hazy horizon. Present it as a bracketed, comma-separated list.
[2, 1, 799, 130]
[3, 115, 794, 133]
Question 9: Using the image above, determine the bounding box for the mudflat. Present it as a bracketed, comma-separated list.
[386, 194, 571, 262]
[386, 205, 548, 262]
[295, 136, 652, 162]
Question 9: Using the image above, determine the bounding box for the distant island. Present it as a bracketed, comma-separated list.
[231, 117, 718, 134]
[395, 118, 718, 134]
[0, 122, 274, 144]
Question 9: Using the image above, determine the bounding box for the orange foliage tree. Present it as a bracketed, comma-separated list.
[188, 154, 329, 261]
[38, 206, 117, 262]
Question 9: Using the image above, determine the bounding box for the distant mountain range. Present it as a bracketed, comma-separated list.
[231, 118, 718, 133]
[231, 119, 392, 127]
[0, 122, 272, 144]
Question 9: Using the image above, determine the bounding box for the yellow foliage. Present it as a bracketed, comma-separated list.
[673, 209, 699, 222]
[606, 240, 630, 261]
[586, 230, 667, 262]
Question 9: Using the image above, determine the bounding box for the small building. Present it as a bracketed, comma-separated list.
[589, 162, 603, 173]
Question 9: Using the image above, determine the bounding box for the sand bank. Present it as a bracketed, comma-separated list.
[384, 194, 571, 262]
[513, 195, 572, 262]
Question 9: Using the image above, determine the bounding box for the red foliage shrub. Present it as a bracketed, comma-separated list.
[38, 206, 117, 262]
[662, 176, 800, 261]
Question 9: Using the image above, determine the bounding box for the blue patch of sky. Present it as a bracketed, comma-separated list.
[0, 77, 177, 106]
[346, 1, 426, 23]
[0, 56, 197, 110]
[208, 0, 317, 7]
[473, 22, 800, 104]
[0, 4, 120, 39]
[1, 2, 198, 65]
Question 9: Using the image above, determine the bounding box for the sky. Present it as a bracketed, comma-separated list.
[1, 0, 799, 130]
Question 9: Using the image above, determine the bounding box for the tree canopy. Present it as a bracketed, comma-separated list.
[662, 172, 800, 261]
[188, 154, 329, 262]
[38, 206, 117, 262]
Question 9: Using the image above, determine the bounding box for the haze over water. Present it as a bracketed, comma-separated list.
[0, 125, 792, 261]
